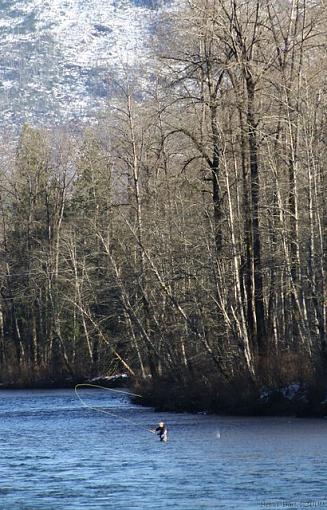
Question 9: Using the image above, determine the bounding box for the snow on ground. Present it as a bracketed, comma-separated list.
[0, 0, 171, 132]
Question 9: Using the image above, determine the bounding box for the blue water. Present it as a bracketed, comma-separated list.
[0, 389, 327, 509]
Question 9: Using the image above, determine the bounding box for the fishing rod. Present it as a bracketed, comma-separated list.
[74, 383, 155, 435]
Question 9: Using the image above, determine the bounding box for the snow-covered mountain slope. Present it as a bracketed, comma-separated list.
[0, 0, 169, 132]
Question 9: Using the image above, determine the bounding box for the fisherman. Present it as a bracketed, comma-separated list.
[155, 421, 168, 442]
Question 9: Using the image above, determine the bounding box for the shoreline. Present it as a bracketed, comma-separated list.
[132, 377, 327, 419]
[0, 374, 130, 391]
[1, 375, 327, 418]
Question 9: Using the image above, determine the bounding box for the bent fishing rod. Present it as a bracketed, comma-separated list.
[74, 383, 156, 434]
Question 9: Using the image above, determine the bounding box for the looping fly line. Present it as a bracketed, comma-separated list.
[74, 383, 155, 435]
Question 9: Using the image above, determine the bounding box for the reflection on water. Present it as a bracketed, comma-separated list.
[0, 389, 327, 509]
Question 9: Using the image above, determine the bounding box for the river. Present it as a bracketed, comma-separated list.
[0, 388, 326, 509]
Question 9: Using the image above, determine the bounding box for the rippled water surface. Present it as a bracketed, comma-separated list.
[1, 389, 327, 509]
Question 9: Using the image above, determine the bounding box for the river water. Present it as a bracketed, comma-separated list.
[0, 388, 327, 509]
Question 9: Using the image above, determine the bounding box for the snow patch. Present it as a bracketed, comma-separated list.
[281, 384, 301, 400]
[0, 0, 173, 131]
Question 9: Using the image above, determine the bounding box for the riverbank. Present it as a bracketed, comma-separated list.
[2, 371, 327, 418]
[133, 375, 327, 418]
[0, 374, 129, 390]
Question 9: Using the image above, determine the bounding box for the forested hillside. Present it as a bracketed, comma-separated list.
[0, 0, 326, 412]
